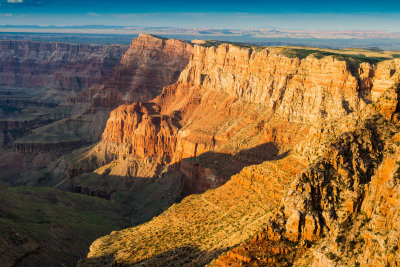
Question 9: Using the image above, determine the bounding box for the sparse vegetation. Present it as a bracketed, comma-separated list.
[327, 251, 338, 261]
[335, 234, 346, 244]
[0, 185, 134, 266]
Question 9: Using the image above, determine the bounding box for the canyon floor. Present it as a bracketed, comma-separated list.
[1, 34, 400, 266]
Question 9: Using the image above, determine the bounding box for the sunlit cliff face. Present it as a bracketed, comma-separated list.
[79, 39, 400, 266]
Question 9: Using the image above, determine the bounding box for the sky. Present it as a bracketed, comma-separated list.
[0, 0, 400, 31]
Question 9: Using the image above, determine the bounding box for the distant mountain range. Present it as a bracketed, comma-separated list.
[1, 25, 400, 49]
[1, 25, 400, 39]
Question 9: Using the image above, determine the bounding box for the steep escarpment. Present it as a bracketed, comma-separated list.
[86, 44, 378, 179]
[0, 35, 194, 187]
[79, 44, 400, 266]
[8, 34, 192, 151]
[211, 86, 400, 266]
[90, 34, 193, 107]
[0, 40, 126, 100]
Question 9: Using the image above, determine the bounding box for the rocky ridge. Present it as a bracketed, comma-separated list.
[212, 86, 400, 266]
[78, 41, 400, 266]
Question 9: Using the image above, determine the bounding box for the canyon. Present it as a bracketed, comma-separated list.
[78, 42, 400, 266]
[0, 34, 193, 186]
[1, 34, 400, 266]
[0, 34, 194, 266]
[0, 40, 127, 151]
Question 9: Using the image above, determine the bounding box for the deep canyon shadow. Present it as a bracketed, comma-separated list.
[176, 142, 289, 199]
[69, 141, 288, 225]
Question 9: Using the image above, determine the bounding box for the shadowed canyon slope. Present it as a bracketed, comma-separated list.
[0, 34, 193, 187]
[0, 41, 127, 151]
[0, 35, 194, 266]
[0, 184, 134, 267]
[78, 41, 400, 266]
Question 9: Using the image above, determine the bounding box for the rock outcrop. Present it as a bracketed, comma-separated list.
[1, 34, 192, 158]
[90, 34, 193, 107]
[212, 86, 400, 266]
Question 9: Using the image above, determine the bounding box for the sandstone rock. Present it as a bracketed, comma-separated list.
[78, 42, 400, 266]
[302, 213, 322, 242]
[286, 210, 302, 241]
[92, 43, 389, 180]
[91, 34, 193, 107]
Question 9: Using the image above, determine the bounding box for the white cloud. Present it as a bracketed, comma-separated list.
[7, 0, 23, 3]
[87, 12, 100, 17]
[0, 13, 12, 16]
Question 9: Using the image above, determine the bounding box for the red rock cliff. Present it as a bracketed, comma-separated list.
[91, 34, 193, 107]
[98, 45, 398, 170]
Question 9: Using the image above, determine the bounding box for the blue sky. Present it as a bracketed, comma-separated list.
[1, 0, 400, 31]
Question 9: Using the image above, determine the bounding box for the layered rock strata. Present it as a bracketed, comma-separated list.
[212, 86, 400, 266]
[94, 46, 400, 178]
[80, 43, 400, 266]
[90, 34, 193, 107]
[0, 40, 126, 95]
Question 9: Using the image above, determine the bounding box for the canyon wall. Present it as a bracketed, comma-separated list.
[80, 43, 400, 266]
[1, 34, 192, 150]
[90, 34, 193, 107]
[0, 40, 127, 150]
[0, 40, 126, 95]
[0, 35, 196, 188]
[212, 88, 400, 266]
[95, 45, 400, 177]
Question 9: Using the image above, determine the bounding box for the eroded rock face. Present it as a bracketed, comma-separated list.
[174, 45, 365, 122]
[99, 102, 179, 161]
[79, 43, 400, 266]
[0, 40, 126, 97]
[94, 44, 393, 177]
[91, 34, 193, 107]
[371, 59, 400, 101]
[212, 90, 400, 266]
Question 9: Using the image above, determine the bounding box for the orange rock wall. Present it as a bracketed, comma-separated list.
[91, 34, 193, 107]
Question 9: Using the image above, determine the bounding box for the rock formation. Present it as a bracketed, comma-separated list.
[89, 34, 193, 107]
[2, 35, 400, 266]
[78, 42, 400, 266]
[0, 40, 127, 151]
[212, 87, 400, 266]
[0, 35, 194, 187]
[0, 40, 127, 100]
[81, 45, 391, 183]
